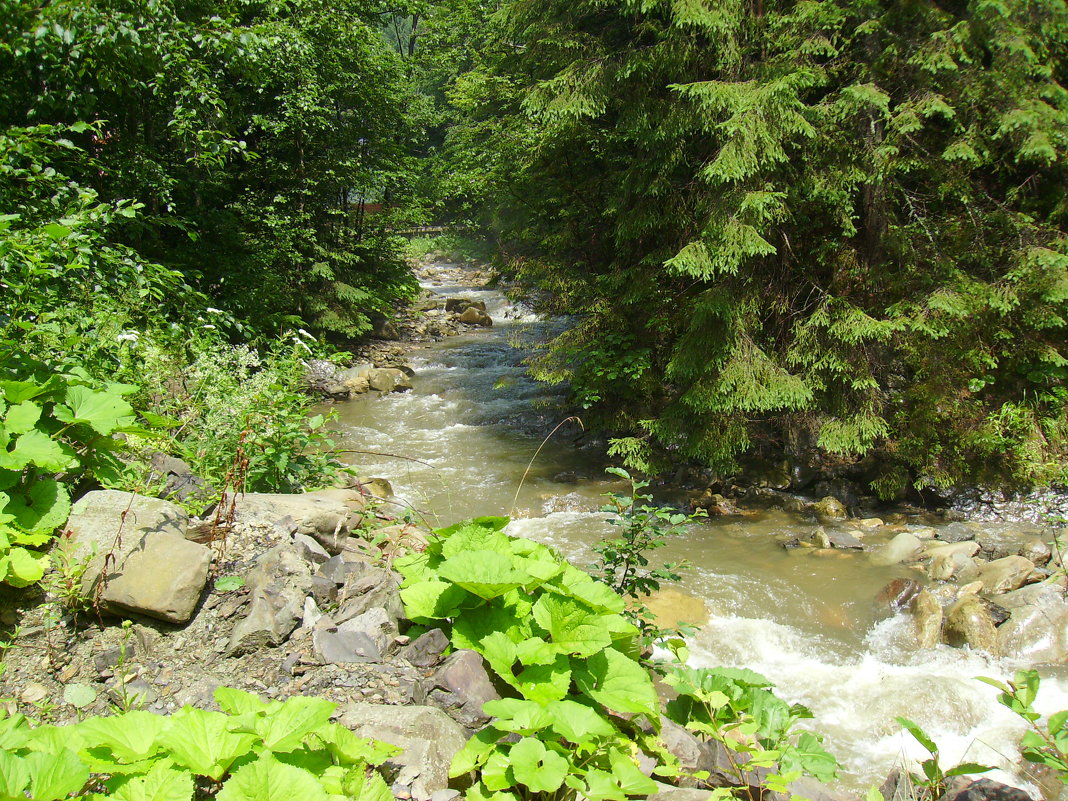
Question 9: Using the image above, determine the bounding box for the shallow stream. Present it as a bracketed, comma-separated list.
[332, 267, 1068, 795]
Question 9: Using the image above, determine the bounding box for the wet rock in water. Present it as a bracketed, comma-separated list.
[928, 551, 978, 582]
[691, 491, 743, 516]
[445, 297, 486, 313]
[457, 307, 492, 327]
[976, 555, 1036, 594]
[942, 778, 1032, 801]
[367, 367, 412, 393]
[996, 583, 1068, 663]
[100, 532, 212, 624]
[812, 496, 848, 522]
[359, 477, 394, 500]
[935, 522, 981, 544]
[855, 517, 884, 529]
[337, 703, 467, 801]
[975, 524, 1042, 560]
[61, 491, 189, 591]
[826, 531, 865, 550]
[799, 527, 832, 549]
[925, 540, 981, 560]
[944, 595, 999, 654]
[1018, 537, 1052, 567]
[400, 629, 450, 668]
[427, 649, 500, 729]
[913, 589, 943, 648]
[870, 532, 924, 566]
[876, 578, 923, 611]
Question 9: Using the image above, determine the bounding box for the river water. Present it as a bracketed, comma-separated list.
[332, 268, 1068, 795]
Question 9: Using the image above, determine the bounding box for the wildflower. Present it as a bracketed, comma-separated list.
[297, 328, 315, 340]
[205, 307, 224, 314]
[116, 332, 139, 344]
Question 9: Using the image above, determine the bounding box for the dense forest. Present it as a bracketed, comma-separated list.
[3, 0, 1068, 585]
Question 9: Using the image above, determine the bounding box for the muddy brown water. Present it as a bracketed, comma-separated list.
[332, 269, 1068, 795]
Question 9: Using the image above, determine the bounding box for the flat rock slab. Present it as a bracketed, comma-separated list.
[870, 532, 923, 566]
[977, 556, 1036, 595]
[337, 703, 466, 801]
[228, 490, 367, 552]
[100, 532, 212, 624]
[61, 490, 189, 590]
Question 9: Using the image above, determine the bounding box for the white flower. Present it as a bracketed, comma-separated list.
[297, 328, 315, 340]
[205, 307, 224, 314]
[202, 324, 216, 330]
[116, 332, 139, 344]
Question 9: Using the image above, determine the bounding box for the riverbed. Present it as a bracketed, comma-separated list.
[332, 264, 1068, 795]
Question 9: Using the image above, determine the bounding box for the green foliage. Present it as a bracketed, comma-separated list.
[591, 468, 703, 643]
[0, 686, 399, 800]
[894, 716, 991, 800]
[396, 516, 668, 801]
[979, 669, 1068, 784]
[472, 0, 1068, 493]
[664, 665, 838, 786]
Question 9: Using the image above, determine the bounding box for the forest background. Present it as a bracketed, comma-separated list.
[3, 0, 1068, 586]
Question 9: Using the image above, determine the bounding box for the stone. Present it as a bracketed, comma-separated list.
[318, 555, 366, 585]
[367, 368, 412, 393]
[372, 317, 400, 341]
[148, 453, 209, 503]
[826, 531, 864, 550]
[1019, 537, 1052, 567]
[293, 533, 331, 565]
[61, 491, 189, 592]
[997, 583, 1068, 663]
[308, 575, 339, 605]
[800, 527, 831, 549]
[359, 478, 394, 499]
[856, 518, 884, 529]
[400, 629, 450, 668]
[913, 589, 943, 648]
[976, 556, 1036, 595]
[876, 578, 922, 611]
[445, 297, 486, 313]
[338, 607, 398, 654]
[21, 683, 48, 704]
[924, 541, 981, 559]
[812, 496, 848, 522]
[457, 307, 492, 326]
[935, 522, 981, 544]
[335, 568, 404, 624]
[228, 594, 290, 655]
[99, 532, 212, 624]
[944, 595, 999, 654]
[428, 649, 500, 728]
[870, 532, 923, 566]
[302, 597, 323, 629]
[337, 703, 467, 801]
[313, 623, 382, 664]
[942, 779, 1032, 801]
[229, 491, 367, 553]
[787, 777, 860, 801]
[928, 552, 977, 582]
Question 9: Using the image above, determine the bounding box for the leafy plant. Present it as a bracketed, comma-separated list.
[664, 664, 838, 795]
[591, 467, 704, 644]
[979, 669, 1068, 784]
[0, 686, 399, 800]
[895, 716, 991, 800]
[395, 516, 671, 801]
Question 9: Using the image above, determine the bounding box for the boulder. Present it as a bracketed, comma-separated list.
[912, 589, 943, 648]
[335, 567, 405, 623]
[445, 298, 486, 313]
[928, 552, 978, 582]
[228, 490, 367, 553]
[826, 531, 865, 550]
[400, 628, 450, 668]
[812, 496, 848, 522]
[644, 588, 711, 630]
[99, 532, 212, 624]
[935, 522, 980, 544]
[372, 317, 400, 341]
[876, 578, 922, 612]
[942, 779, 1032, 801]
[976, 556, 1036, 595]
[944, 595, 999, 654]
[226, 544, 312, 655]
[457, 307, 492, 326]
[359, 478, 394, 499]
[313, 620, 382, 664]
[427, 649, 500, 729]
[338, 606, 398, 654]
[924, 541, 981, 560]
[367, 368, 412, 393]
[1019, 537, 1053, 567]
[870, 532, 923, 566]
[337, 703, 467, 801]
[61, 491, 189, 591]
[997, 583, 1068, 663]
[147, 453, 209, 503]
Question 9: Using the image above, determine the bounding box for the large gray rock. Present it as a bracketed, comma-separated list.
[226, 544, 311, 655]
[457, 307, 492, 327]
[912, 589, 943, 649]
[339, 606, 398, 654]
[229, 490, 367, 553]
[928, 551, 978, 582]
[99, 532, 212, 624]
[944, 595, 999, 654]
[337, 703, 467, 801]
[367, 368, 412, 393]
[399, 629, 450, 668]
[997, 583, 1068, 663]
[427, 649, 500, 729]
[335, 567, 404, 624]
[313, 620, 382, 664]
[812, 496, 848, 522]
[61, 490, 189, 591]
[870, 532, 923, 566]
[976, 556, 1036, 595]
[942, 779, 1032, 801]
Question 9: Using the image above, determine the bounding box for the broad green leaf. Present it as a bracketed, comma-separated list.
[214, 576, 245, 593]
[26, 749, 90, 801]
[484, 699, 554, 735]
[29, 726, 86, 758]
[79, 711, 168, 763]
[516, 657, 572, 704]
[350, 769, 391, 801]
[515, 637, 557, 666]
[0, 749, 30, 797]
[55, 386, 135, 435]
[438, 550, 532, 599]
[547, 700, 618, 742]
[608, 748, 659, 795]
[531, 593, 612, 656]
[481, 750, 516, 791]
[63, 683, 97, 709]
[0, 712, 31, 750]
[159, 708, 256, 780]
[400, 580, 470, 621]
[0, 430, 76, 472]
[453, 602, 531, 650]
[583, 768, 628, 801]
[508, 738, 568, 793]
[8, 478, 70, 536]
[214, 687, 267, 716]
[42, 223, 72, 241]
[5, 546, 48, 586]
[5, 401, 42, 435]
[780, 732, 838, 782]
[479, 631, 519, 686]
[110, 762, 194, 801]
[896, 717, 937, 756]
[315, 723, 399, 767]
[0, 381, 47, 403]
[216, 753, 328, 801]
[943, 762, 993, 778]
[450, 726, 503, 777]
[553, 566, 625, 613]
[254, 695, 335, 752]
[574, 648, 658, 717]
